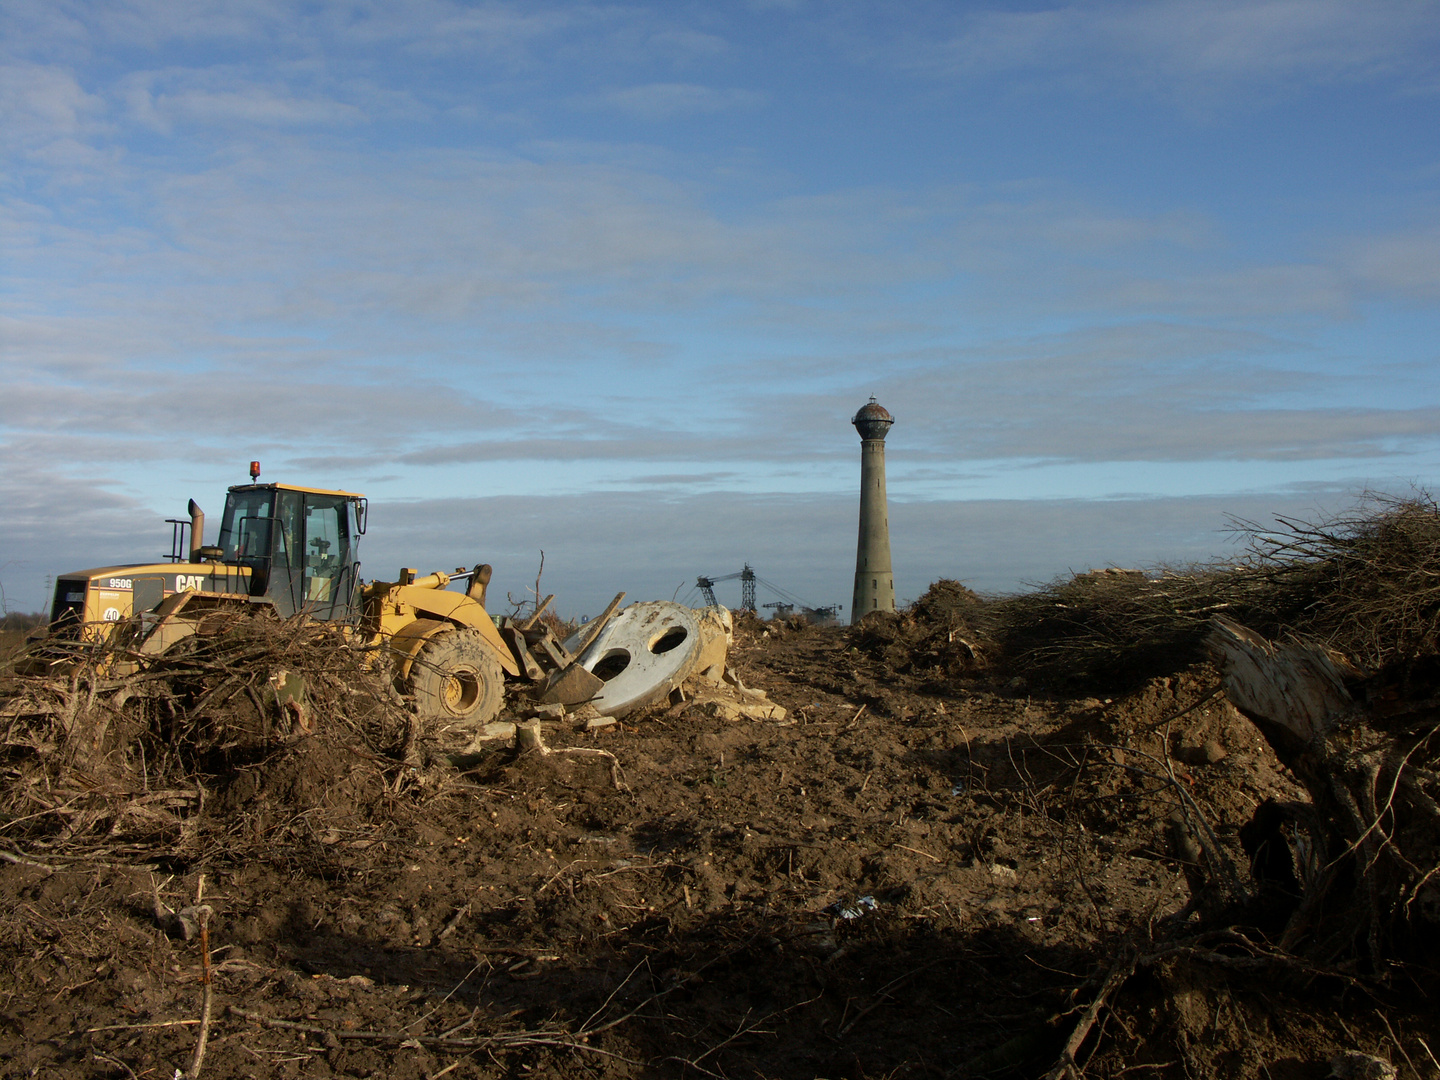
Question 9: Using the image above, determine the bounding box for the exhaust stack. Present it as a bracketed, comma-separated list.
[188, 499, 205, 562]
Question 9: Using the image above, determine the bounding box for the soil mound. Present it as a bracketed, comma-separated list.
[849, 579, 991, 677]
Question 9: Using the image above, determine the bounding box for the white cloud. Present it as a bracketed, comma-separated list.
[645, 28, 730, 59]
[3, 0, 667, 68]
[0, 63, 107, 152]
[118, 72, 369, 130]
[1349, 225, 1440, 301]
[5, 131, 1437, 485]
[588, 82, 765, 120]
[881, 0, 1440, 99]
[1107, 0, 1438, 84]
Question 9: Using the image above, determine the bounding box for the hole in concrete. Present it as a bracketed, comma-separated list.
[592, 649, 631, 681]
[650, 627, 688, 655]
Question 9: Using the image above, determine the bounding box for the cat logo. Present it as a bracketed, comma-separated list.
[176, 574, 207, 591]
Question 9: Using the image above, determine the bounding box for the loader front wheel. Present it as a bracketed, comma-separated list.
[409, 629, 505, 727]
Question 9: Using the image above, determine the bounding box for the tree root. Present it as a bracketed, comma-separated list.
[514, 720, 627, 789]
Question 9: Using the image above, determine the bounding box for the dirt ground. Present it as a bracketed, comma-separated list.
[2, 610, 1437, 1079]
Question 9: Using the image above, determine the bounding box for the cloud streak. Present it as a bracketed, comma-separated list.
[588, 82, 766, 120]
[882, 1, 1440, 96]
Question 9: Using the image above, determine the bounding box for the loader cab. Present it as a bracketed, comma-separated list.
[216, 483, 366, 621]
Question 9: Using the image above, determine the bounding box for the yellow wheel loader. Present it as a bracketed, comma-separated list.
[31, 467, 606, 727]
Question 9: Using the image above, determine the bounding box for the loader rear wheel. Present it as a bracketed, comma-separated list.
[409, 629, 505, 727]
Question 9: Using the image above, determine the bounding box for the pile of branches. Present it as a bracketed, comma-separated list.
[988, 493, 1440, 689]
[0, 614, 413, 867]
[849, 579, 991, 676]
[1233, 492, 1440, 675]
[985, 566, 1254, 688]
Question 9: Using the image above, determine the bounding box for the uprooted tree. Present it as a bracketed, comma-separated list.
[909, 493, 1440, 968]
[1202, 497, 1440, 967]
[1211, 617, 1440, 967]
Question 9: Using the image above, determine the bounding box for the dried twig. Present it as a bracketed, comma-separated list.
[226, 1005, 640, 1063]
[183, 875, 214, 1080]
[81, 1019, 202, 1035]
[837, 960, 945, 1037]
[92, 1051, 140, 1079]
[1042, 947, 1140, 1080]
[892, 843, 942, 863]
[0, 847, 60, 871]
[435, 902, 471, 941]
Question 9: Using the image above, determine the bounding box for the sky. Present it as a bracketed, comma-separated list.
[3, 0, 1440, 619]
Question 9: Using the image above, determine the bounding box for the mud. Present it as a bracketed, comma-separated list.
[1, 611, 1436, 1079]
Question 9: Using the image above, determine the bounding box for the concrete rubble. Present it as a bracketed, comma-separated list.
[469, 601, 786, 741]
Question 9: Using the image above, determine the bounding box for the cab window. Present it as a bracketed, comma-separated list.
[303, 499, 347, 604]
[273, 490, 301, 569]
[300, 495, 356, 617]
[217, 490, 273, 562]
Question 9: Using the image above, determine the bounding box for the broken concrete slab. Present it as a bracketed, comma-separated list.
[561, 601, 707, 718]
[691, 606, 734, 680]
[466, 720, 517, 745]
[681, 690, 789, 725]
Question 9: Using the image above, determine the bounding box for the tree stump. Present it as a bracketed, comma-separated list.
[1208, 616, 1440, 966]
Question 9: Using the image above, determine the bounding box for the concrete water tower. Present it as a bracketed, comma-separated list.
[851, 397, 895, 623]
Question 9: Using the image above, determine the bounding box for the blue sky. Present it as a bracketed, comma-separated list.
[3, 1, 1439, 618]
